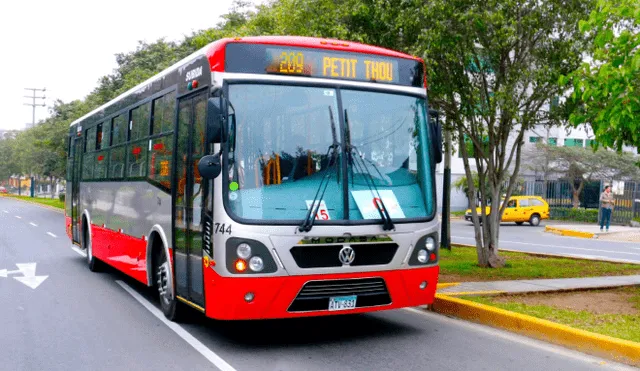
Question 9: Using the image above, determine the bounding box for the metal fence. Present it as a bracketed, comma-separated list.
[521, 179, 640, 225]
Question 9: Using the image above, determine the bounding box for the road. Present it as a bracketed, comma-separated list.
[450, 219, 640, 264]
[0, 197, 635, 371]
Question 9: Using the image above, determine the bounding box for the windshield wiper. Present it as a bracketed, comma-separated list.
[298, 107, 340, 232]
[344, 109, 395, 231]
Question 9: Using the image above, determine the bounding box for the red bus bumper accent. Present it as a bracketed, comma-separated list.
[204, 266, 439, 320]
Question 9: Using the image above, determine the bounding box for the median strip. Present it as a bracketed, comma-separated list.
[429, 293, 640, 366]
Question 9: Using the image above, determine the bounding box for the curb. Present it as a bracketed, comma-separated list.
[0, 195, 64, 214]
[544, 225, 595, 239]
[429, 293, 640, 367]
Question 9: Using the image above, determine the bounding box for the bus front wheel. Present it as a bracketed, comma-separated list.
[154, 248, 183, 321]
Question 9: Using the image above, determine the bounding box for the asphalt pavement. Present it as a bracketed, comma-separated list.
[450, 219, 640, 264]
[0, 197, 635, 371]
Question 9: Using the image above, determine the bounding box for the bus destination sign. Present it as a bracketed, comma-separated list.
[224, 43, 424, 87]
[264, 47, 398, 83]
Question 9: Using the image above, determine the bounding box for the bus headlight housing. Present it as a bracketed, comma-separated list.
[249, 256, 264, 272]
[237, 243, 252, 259]
[226, 237, 277, 274]
[409, 234, 439, 266]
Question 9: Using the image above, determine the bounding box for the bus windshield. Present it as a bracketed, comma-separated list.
[226, 83, 434, 223]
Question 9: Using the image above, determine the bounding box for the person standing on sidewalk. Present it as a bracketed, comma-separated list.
[599, 185, 615, 232]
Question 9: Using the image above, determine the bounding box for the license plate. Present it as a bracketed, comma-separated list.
[328, 295, 357, 311]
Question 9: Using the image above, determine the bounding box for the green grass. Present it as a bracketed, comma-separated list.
[2, 194, 64, 210]
[451, 210, 467, 217]
[439, 245, 640, 281]
[465, 288, 640, 343]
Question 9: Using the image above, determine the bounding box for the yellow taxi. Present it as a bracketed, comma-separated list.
[464, 195, 550, 226]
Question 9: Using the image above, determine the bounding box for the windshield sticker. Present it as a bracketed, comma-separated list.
[351, 190, 406, 219]
[305, 200, 331, 220]
[229, 181, 239, 191]
[323, 90, 334, 96]
[229, 192, 238, 201]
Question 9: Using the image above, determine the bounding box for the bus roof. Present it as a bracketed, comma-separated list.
[70, 36, 423, 127]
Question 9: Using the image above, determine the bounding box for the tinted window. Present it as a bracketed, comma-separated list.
[127, 140, 148, 178]
[85, 127, 96, 152]
[152, 92, 176, 135]
[109, 146, 126, 179]
[519, 198, 529, 207]
[94, 151, 108, 179]
[130, 103, 151, 141]
[148, 135, 173, 191]
[82, 153, 94, 179]
[112, 114, 127, 145]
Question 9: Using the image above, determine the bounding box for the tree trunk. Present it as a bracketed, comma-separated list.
[572, 180, 584, 208]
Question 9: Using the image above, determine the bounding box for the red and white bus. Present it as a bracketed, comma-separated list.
[65, 36, 443, 321]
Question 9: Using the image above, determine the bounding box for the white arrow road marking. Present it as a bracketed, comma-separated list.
[0, 263, 48, 289]
[29, 222, 38, 227]
[47, 232, 57, 238]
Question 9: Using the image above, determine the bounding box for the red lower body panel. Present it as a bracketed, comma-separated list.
[65, 216, 72, 239]
[90, 224, 148, 285]
[204, 266, 439, 320]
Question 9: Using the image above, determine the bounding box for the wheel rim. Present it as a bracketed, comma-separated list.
[156, 260, 173, 305]
[533, 216, 539, 225]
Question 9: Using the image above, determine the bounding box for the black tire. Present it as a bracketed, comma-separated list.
[515, 222, 524, 226]
[529, 214, 541, 226]
[83, 222, 102, 272]
[154, 248, 183, 321]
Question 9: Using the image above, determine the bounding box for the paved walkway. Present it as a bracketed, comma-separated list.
[545, 224, 640, 242]
[438, 275, 640, 296]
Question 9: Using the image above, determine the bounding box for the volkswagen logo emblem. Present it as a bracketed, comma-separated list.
[338, 246, 355, 265]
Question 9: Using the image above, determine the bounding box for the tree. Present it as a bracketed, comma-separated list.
[527, 144, 640, 207]
[565, 0, 640, 152]
[418, 0, 594, 267]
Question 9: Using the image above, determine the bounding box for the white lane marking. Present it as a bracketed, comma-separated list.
[47, 232, 57, 238]
[15, 216, 22, 219]
[453, 236, 640, 255]
[29, 222, 38, 227]
[116, 280, 237, 371]
[403, 308, 635, 370]
[71, 246, 87, 257]
[2, 210, 9, 213]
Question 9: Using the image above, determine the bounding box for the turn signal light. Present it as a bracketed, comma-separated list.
[430, 253, 436, 261]
[235, 259, 247, 272]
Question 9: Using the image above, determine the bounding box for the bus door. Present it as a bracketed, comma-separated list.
[173, 91, 208, 308]
[71, 137, 83, 243]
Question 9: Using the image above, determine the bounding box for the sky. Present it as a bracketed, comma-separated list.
[0, 0, 253, 131]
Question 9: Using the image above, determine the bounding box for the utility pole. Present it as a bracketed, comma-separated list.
[23, 88, 46, 128]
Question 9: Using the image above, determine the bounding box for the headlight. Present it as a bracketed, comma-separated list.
[237, 243, 252, 259]
[417, 249, 428, 263]
[226, 237, 278, 274]
[425, 237, 436, 251]
[249, 256, 264, 272]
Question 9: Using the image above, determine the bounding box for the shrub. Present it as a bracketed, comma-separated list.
[59, 193, 65, 202]
[550, 207, 599, 223]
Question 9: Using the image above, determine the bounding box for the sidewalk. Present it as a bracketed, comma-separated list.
[438, 275, 640, 296]
[545, 224, 640, 242]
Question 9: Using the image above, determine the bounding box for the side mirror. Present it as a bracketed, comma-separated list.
[429, 109, 443, 164]
[198, 154, 222, 179]
[207, 98, 222, 143]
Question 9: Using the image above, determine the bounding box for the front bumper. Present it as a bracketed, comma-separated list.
[203, 265, 439, 320]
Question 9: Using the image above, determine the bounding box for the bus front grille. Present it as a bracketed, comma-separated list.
[289, 243, 398, 268]
[288, 277, 391, 312]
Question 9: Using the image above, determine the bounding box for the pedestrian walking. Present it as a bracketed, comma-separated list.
[599, 185, 614, 232]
